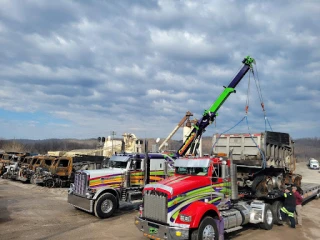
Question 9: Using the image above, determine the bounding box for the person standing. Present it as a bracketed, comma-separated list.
[292, 185, 303, 227]
[280, 186, 296, 228]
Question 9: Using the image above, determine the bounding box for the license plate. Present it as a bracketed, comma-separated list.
[149, 227, 158, 234]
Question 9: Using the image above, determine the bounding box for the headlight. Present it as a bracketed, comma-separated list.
[179, 214, 192, 222]
[88, 187, 97, 193]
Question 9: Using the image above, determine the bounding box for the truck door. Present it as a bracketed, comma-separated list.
[128, 159, 144, 187]
[148, 159, 166, 183]
[55, 158, 71, 177]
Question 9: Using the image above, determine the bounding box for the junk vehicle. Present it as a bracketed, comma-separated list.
[41, 155, 105, 188]
[134, 56, 320, 239]
[68, 152, 175, 218]
[16, 155, 43, 182]
[30, 156, 58, 184]
[3, 155, 33, 180]
[307, 158, 319, 170]
[0, 152, 25, 176]
[212, 132, 302, 198]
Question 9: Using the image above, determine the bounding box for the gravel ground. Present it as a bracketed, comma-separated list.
[0, 162, 319, 240]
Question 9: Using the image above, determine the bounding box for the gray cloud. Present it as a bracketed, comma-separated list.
[0, 0, 319, 140]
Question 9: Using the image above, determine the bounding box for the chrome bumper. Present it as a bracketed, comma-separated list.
[134, 217, 189, 240]
[68, 193, 94, 213]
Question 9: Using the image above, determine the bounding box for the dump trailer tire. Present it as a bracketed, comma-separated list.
[259, 203, 274, 230]
[94, 193, 117, 219]
[271, 201, 283, 225]
[191, 216, 219, 240]
[251, 175, 265, 192]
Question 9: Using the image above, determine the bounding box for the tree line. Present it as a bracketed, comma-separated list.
[0, 137, 319, 161]
[0, 138, 98, 155]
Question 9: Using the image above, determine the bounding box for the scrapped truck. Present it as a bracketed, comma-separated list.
[212, 131, 302, 199]
[134, 56, 320, 239]
[68, 152, 175, 218]
[16, 155, 45, 182]
[3, 156, 34, 181]
[0, 152, 26, 176]
[39, 155, 105, 188]
[30, 156, 58, 185]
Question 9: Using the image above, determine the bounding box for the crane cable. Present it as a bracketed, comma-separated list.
[211, 68, 266, 168]
[244, 68, 267, 168]
[252, 64, 273, 131]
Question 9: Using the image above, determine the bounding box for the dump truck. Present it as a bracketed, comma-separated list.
[68, 152, 175, 218]
[212, 131, 302, 199]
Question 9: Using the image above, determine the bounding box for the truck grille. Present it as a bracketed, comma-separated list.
[143, 191, 167, 223]
[74, 172, 88, 196]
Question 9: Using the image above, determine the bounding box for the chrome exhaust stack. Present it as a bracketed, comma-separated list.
[229, 150, 238, 200]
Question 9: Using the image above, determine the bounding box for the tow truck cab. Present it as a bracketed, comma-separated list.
[135, 156, 274, 240]
[68, 153, 175, 218]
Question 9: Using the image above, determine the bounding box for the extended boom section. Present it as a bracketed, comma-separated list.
[177, 56, 255, 157]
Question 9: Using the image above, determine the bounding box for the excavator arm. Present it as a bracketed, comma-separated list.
[177, 56, 255, 157]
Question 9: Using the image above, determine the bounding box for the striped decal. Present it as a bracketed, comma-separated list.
[167, 182, 231, 224]
[89, 170, 174, 188]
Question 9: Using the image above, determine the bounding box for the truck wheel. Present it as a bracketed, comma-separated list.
[251, 175, 265, 192]
[94, 193, 117, 219]
[271, 201, 283, 224]
[259, 203, 273, 230]
[191, 216, 218, 240]
[45, 179, 55, 188]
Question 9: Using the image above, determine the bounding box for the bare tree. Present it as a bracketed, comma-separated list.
[2, 141, 26, 153]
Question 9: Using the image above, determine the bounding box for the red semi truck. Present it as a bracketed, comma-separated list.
[134, 155, 320, 240]
[134, 57, 320, 239]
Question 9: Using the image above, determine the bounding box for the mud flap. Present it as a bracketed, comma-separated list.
[215, 218, 224, 240]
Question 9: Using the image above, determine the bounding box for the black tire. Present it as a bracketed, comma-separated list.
[191, 216, 219, 240]
[259, 203, 274, 230]
[94, 193, 117, 219]
[251, 175, 265, 192]
[271, 201, 283, 225]
[45, 179, 55, 188]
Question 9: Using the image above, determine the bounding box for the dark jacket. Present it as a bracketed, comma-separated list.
[283, 191, 296, 209]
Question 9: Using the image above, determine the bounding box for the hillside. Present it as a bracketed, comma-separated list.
[294, 137, 320, 162]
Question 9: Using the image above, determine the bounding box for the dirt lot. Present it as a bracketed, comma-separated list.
[0, 162, 319, 240]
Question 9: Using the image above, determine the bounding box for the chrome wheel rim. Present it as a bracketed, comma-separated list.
[266, 209, 273, 225]
[101, 199, 113, 213]
[203, 224, 215, 240]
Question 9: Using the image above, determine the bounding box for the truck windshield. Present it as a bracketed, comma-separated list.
[175, 167, 208, 176]
[310, 160, 319, 164]
[108, 161, 128, 169]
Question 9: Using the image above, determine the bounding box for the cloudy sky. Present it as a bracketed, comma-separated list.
[0, 0, 319, 141]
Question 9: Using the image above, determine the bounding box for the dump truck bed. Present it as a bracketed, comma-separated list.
[212, 131, 295, 171]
